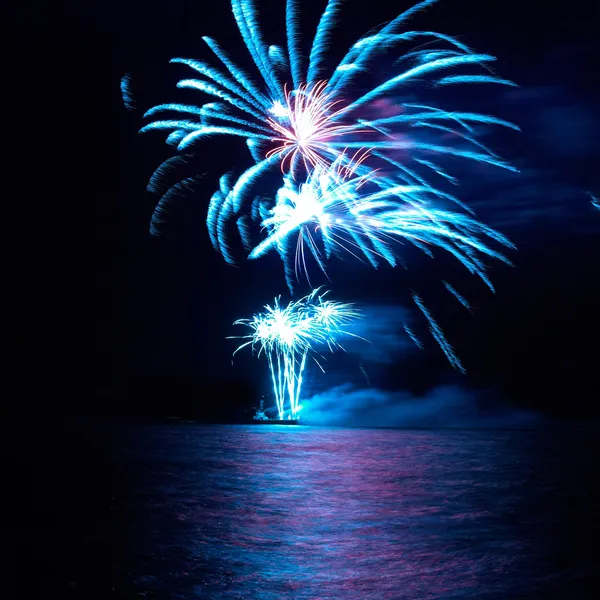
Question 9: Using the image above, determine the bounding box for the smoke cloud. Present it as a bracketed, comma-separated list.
[343, 304, 417, 364]
[302, 383, 543, 429]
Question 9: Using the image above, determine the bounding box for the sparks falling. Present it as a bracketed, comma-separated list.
[217, 153, 514, 369]
[135, 0, 521, 372]
[231, 289, 361, 418]
[266, 81, 362, 175]
[213, 153, 515, 294]
[139, 0, 519, 236]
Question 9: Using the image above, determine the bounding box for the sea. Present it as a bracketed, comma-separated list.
[18, 423, 600, 599]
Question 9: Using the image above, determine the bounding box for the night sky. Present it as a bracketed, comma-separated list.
[21, 0, 599, 421]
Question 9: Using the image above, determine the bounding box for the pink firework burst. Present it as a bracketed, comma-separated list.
[266, 81, 364, 176]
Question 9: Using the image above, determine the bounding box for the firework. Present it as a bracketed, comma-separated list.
[136, 0, 521, 373]
[120, 73, 135, 111]
[231, 289, 361, 418]
[211, 153, 515, 293]
[217, 152, 514, 370]
[139, 0, 519, 233]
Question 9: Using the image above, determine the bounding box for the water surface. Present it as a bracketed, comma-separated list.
[73, 424, 599, 598]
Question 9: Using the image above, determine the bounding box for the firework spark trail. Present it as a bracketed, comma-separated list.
[443, 281, 473, 312]
[412, 292, 465, 373]
[136, 0, 521, 372]
[121, 73, 135, 111]
[231, 289, 361, 417]
[149, 175, 205, 236]
[146, 155, 192, 194]
[403, 323, 424, 350]
[208, 148, 513, 370]
[265, 81, 368, 175]
[139, 0, 518, 225]
[218, 155, 511, 369]
[241, 157, 515, 293]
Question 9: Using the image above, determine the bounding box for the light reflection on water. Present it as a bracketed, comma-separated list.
[111, 425, 598, 599]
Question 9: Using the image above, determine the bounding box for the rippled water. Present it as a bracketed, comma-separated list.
[97, 425, 599, 599]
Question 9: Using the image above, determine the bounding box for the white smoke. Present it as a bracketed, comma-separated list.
[302, 383, 543, 429]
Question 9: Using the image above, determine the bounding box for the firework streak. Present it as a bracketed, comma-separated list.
[138, 0, 520, 371]
[231, 289, 361, 418]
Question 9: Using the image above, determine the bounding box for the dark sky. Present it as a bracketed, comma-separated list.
[19, 0, 599, 419]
